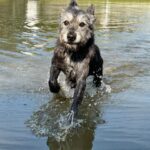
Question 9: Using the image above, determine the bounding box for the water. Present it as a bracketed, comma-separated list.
[0, 0, 150, 150]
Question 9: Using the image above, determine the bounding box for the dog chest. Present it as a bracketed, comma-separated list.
[64, 56, 76, 79]
[64, 53, 90, 79]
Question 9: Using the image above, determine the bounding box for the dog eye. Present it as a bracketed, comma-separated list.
[79, 22, 86, 27]
[64, 20, 70, 26]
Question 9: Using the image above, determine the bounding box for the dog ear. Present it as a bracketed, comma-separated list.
[69, 0, 78, 7]
[87, 4, 95, 15]
[87, 5, 96, 24]
[60, 9, 65, 20]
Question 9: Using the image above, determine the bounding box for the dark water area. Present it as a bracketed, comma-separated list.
[0, 0, 150, 150]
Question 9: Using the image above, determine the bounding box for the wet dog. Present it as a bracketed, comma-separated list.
[48, 0, 103, 119]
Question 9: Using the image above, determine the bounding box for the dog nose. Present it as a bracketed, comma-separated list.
[67, 32, 76, 42]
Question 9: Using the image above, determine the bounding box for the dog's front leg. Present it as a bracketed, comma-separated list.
[71, 79, 86, 114]
[93, 56, 103, 87]
[67, 77, 86, 123]
[93, 63, 103, 87]
[49, 64, 60, 93]
[70, 64, 89, 115]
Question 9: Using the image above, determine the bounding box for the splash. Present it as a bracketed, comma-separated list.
[26, 77, 109, 141]
[101, 80, 112, 93]
[26, 110, 83, 142]
[57, 72, 74, 98]
[55, 113, 83, 141]
[58, 74, 111, 98]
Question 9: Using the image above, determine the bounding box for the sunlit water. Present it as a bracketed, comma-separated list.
[0, 0, 150, 150]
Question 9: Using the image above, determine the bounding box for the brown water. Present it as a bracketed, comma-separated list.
[0, 0, 150, 150]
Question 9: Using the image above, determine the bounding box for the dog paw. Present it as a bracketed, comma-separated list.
[48, 81, 60, 93]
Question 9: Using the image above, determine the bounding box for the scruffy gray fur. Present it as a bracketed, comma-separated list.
[48, 0, 103, 121]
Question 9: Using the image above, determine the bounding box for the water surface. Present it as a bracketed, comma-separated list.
[0, 0, 150, 150]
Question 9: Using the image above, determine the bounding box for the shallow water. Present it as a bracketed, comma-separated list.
[0, 0, 150, 150]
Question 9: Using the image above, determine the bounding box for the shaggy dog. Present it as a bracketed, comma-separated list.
[48, 0, 103, 120]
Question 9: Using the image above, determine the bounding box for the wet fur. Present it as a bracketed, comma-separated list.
[49, 0, 103, 115]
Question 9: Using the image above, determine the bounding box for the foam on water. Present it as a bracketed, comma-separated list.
[58, 73, 111, 98]
[57, 72, 74, 98]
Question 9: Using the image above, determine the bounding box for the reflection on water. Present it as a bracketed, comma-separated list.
[0, 0, 150, 150]
[25, 0, 39, 30]
[26, 90, 105, 150]
[101, 0, 110, 28]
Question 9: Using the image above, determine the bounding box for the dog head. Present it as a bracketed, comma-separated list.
[59, 0, 96, 50]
